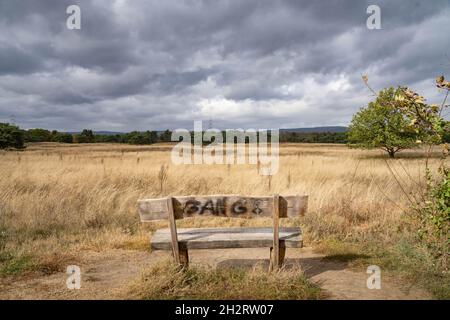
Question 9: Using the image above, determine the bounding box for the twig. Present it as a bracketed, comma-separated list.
[361, 74, 378, 96]
[383, 159, 415, 205]
[397, 159, 427, 204]
[369, 171, 409, 214]
[348, 159, 361, 202]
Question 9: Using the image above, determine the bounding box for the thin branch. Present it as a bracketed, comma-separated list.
[369, 171, 409, 214]
[361, 74, 378, 96]
[387, 159, 422, 205]
[383, 158, 415, 204]
[348, 159, 361, 201]
[438, 88, 449, 118]
[397, 160, 422, 188]
[397, 159, 427, 204]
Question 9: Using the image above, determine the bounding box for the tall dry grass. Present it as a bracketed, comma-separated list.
[0, 143, 440, 236]
[0, 142, 447, 296]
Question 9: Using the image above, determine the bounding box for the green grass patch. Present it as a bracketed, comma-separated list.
[0, 250, 34, 276]
[0, 248, 78, 277]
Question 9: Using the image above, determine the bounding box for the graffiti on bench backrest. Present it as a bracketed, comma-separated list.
[138, 195, 308, 221]
[180, 197, 269, 217]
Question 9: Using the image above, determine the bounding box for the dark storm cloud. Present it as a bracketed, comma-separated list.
[0, 44, 43, 75]
[0, 0, 448, 131]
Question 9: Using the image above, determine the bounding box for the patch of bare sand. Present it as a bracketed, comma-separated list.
[0, 250, 153, 299]
[0, 247, 430, 300]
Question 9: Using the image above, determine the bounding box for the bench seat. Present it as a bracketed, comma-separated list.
[151, 227, 302, 250]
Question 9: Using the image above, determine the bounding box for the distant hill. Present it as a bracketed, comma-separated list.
[280, 126, 347, 133]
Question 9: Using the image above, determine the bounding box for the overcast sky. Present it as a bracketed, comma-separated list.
[0, 0, 449, 131]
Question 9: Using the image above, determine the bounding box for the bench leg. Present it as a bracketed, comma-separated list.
[179, 247, 189, 268]
[269, 241, 286, 271]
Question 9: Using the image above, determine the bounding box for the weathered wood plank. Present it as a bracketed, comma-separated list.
[270, 242, 286, 270]
[167, 197, 181, 264]
[150, 227, 302, 250]
[271, 194, 280, 271]
[139, 195, 308, 221]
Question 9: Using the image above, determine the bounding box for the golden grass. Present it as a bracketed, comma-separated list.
[0, 143, 441, 239]
[0, 142, 447, 297]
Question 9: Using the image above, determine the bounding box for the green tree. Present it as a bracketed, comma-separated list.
[94, 134, 121, 143]
[124, 131, 158, 145]
[51, 131, 73, 143]
[76, 129, 95, 143]
[0, 123, 25, 149]
[348, 87, 419, 158]
[160, 129, 172, 142]
[148, 130, 158, 144]
[25, 128, 51, 142]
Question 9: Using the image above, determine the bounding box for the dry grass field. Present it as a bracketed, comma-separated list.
[0, 142, 448, 299]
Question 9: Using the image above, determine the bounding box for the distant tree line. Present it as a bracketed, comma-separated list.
[22, 128, 174, 145]
[174, 130, 349, 144]
[1, 123, 447, 150]
[0, 125, 175, 149]
[19, 127, 351, 145]
[279, 131, 348, 143]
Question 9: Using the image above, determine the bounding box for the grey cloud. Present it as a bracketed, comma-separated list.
[0, 0, 448, 131]
[0, 45, 43, 75]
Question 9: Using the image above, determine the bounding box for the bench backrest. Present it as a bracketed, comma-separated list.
[138, 195, 308, 221]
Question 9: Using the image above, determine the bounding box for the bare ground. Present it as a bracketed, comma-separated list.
[0, 247, 430, 300]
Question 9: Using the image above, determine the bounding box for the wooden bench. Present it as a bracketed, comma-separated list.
[138, 194, 308, 270]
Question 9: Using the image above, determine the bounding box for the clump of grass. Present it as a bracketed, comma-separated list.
[34, 252, 79, 275]
[0, 249, 79, 276]
[371, 238, 450, 300]
[127, 260, 324, 300]
[0, 251, 34, 276]
[112, 233, 149, 251]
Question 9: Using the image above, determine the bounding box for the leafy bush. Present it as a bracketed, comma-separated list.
[25, 128, 52, 142]
[414, 166, 449, 268]
[123, 131, 158, 145]
[0, 123, 25, 149]
[75, 129, 95, 143]
[402, 76, 450, 270]
[51, 132, 73, 143]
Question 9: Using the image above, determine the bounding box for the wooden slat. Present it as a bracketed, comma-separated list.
[139, 195, 308, 221]
[167, 197, 181, 264]
[150, 227, 302, 250]
[271, 194, 280, 271]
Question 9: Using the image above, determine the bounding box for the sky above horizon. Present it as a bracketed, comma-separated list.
[0, 0, 449, 131]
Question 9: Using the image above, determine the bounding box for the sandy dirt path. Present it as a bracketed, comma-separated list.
[0, 247, 430, 300]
